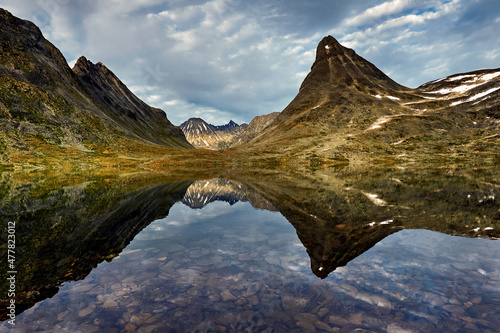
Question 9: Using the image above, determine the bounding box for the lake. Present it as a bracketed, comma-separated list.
[0, 166, 499, 332]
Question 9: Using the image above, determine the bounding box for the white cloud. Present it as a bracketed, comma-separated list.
[342, 0, 461, 46]
[485, 49, 500, 60]
[344, 0, 425, 26]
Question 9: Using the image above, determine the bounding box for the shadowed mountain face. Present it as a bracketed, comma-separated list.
[0, 8, 191, 160]
[231, 112, 280, 147]
[72, 56, 189, 147]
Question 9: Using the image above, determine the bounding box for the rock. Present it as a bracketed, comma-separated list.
[464, 323, 481, 331]
[78, 305, 95, 317]
[387, 323, 414, 333]
[314, 320, 332, 331]
[471, 296, 482, 304]
[220, 290, 237, 302]
[244, 282, 262, 296]
[294, 313, 318, 322]
[111, 283, 123, 291]
[317, 307, 329, 319]
[140, 324, 163, 333]
[328, 314, 350, 327]
[124, 323, 137, 331]
[129, 315, 142, 325]
[348, 312, 363, 325]
[102, 300, 119, 308]
[247, 295, 260, 306]
[235, 298, 247, 306]
[57, 310, 70, 321]
[467, 304, 496, 319]
[296, 320, 316, 332]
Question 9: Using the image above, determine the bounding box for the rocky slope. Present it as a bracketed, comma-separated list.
[236, 36, 500, 163]
[180, 118, 247, 149]
[72, 56, 188, 146]
[0, 8, 191, 164]
[231, 112, 280, 147]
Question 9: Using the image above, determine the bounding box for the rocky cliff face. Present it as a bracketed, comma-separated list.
[0, 8, 191, 162]
[180, 118, 247, 149]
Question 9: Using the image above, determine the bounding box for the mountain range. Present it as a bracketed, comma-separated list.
[0, 8, 499, 166]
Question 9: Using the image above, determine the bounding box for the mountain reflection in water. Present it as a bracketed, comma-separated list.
[0, 166, 499, 332]
[181, 178, 401, 279]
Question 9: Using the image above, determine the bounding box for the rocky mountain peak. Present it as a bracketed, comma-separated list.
[314, 35, 355, 66]
[0, 8, 71, 79]
[73, 56, 113, 81]
[73, 55, 92, 72]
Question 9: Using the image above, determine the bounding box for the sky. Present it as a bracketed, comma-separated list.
[1, 0, 499, 126]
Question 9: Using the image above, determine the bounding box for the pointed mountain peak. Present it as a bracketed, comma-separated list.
[73, 56, 109, 74]
[227, 120, 238, 127]
[302, 35, 405, 93]
[313, 35, 356, 67]
[73, 55, 91, 69]
[0, 8, 37, 31]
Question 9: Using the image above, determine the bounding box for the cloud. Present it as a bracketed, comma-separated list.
[344, 0, 427, 27]
[1, 0, 499, 123]
[334, 0, 500, 87]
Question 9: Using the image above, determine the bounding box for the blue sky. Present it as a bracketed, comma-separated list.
[1, 0, 499, 125]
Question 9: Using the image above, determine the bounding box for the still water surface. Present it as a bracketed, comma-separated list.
[4, 195, 500, 332]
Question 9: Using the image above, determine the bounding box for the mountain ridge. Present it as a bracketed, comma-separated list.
[0, 8, 191, 164]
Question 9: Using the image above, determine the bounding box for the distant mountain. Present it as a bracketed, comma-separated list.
[0, 8, 191, 162]
[213, 119, 239, 131]
[231, 112, 280, 147]
[180, 113, 282, 149]
[179, 118, 247, 149]
[237, 35, 500, 161]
